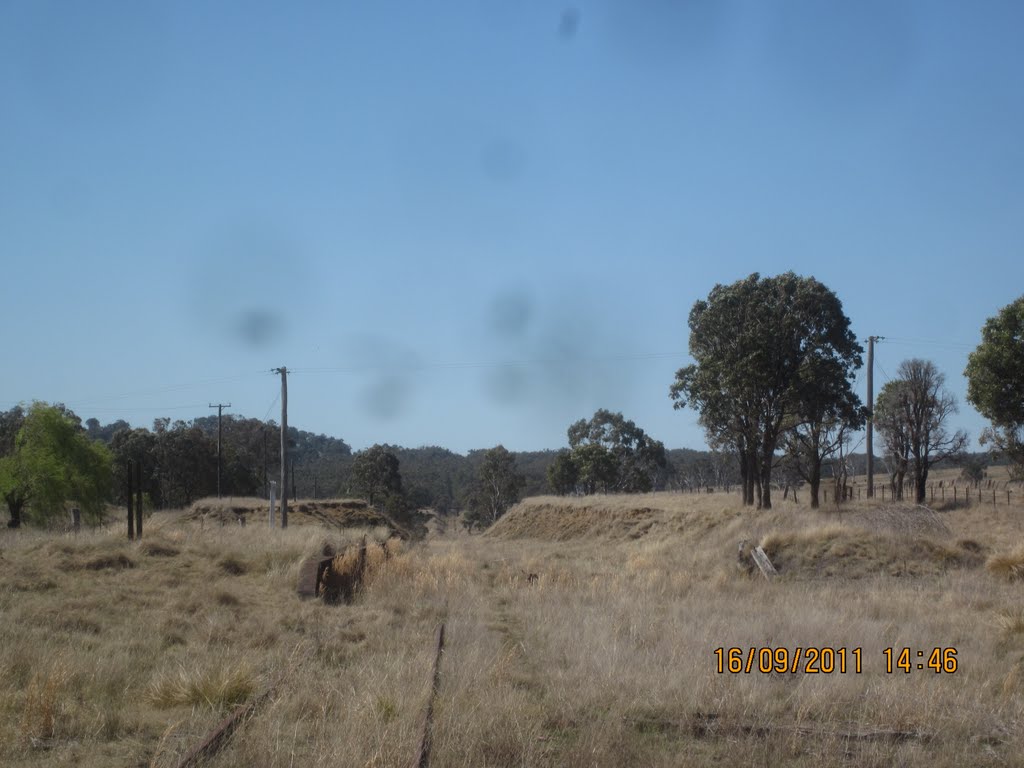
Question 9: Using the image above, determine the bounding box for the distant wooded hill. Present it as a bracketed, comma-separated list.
[81, 414, 991, 511]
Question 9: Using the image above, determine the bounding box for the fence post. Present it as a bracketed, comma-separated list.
[358, 536, 367, 584]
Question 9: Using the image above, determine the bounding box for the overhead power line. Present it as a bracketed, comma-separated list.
[290, 351, 681, 376]
[881, 336, 976, 351]
[62, 371, 268, 408]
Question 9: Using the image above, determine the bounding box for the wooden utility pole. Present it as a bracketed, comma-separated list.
[126, 459, 135, 541]
[209, 403, 231, 498]
[274, 367, 289, 528]
[866, 336, 883, 498]
[135, 460, 144, 538]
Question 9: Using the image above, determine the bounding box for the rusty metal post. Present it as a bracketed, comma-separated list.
[413, 623, 446, 768]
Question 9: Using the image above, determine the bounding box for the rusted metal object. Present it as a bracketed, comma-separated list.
[296, 557, 334, 599]
[412, 622, 446, 768]
[174, 689, 271, 768]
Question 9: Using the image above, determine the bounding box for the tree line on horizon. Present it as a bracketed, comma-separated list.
[2, 278, 1022, 527]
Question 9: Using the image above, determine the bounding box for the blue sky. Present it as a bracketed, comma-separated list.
[2, 1, 1022, 454]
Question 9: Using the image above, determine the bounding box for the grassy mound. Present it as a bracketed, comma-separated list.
[492, 495, 988, 580]
[759, 526, 982, 579]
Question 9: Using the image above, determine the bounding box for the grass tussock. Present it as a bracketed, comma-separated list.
[987, 544, 1024, 581]
[148, 660, 256, 709]
[18, 658, 69, 743]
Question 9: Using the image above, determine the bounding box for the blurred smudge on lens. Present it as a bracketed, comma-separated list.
[558, 7, 581, 40]
[480, 139, 527, 183]
[363, 374, 410, 420]
[485, 365, 530, 405]
[187, 220, 310, 349]
[346, 335, 419, 421]
[236, 309, 286, 347]
[488, 290, 533, 338]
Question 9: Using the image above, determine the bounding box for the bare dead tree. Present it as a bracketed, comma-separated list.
[874, 359, 968, 504]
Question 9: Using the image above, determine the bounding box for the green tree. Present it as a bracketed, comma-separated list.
[466, 445, 525, 527]
[350, 444, 402, 506]
[109, 427, 161, 507]
[572, 442, 619, 494]
[547, 449, 579, 495]
[670, 272, 862, 509]
[152, 419, 217, 508]
[0, 405, 26, 457]
[0, 403, 112, 528]
[875, 359, 967, 504]
[784, 355, 865, 508]
[567, 409, 667, 493]
[965, 296, 1024, 478]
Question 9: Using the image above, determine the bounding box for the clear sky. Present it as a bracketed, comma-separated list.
[2, 1, 1022, 454]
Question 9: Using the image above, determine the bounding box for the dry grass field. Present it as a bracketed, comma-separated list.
[2, 485, 1024, 767]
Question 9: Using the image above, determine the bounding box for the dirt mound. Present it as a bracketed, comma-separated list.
[184, 497, 403, 536]
[487, 498, 663, 541]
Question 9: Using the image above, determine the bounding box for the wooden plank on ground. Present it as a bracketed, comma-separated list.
[750, 546, 778, 580]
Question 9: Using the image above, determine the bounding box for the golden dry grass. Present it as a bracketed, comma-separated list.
[1, 491, 1023, 766]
